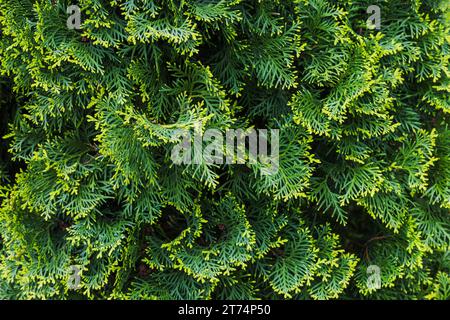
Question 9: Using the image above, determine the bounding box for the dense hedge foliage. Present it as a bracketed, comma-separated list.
[0, 0, 448, 299]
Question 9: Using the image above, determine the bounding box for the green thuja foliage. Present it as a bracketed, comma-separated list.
[0, 78, 12, 185]
[0, 0, 448, 300]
